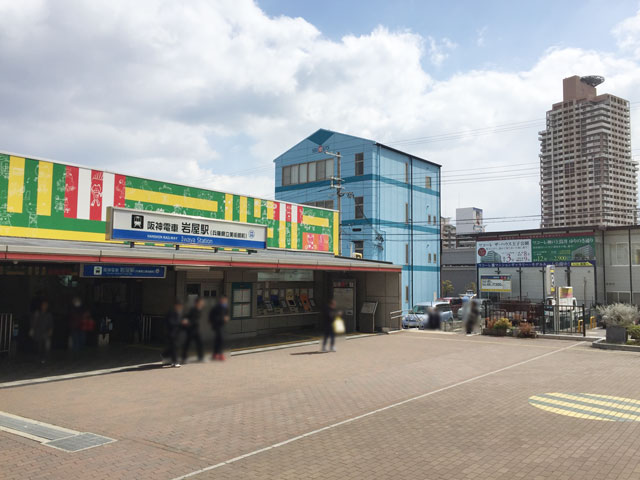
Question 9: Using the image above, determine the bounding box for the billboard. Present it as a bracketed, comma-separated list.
[0, 153, 338, 254]
[480, 275, 512, 293]
[477, 235, 595, 267]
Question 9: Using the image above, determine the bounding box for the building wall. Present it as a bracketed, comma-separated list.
[275, 130, 440, 311]
[0, 151, 338, 254]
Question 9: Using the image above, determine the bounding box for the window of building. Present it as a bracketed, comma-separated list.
[427, 214, 431, 224]
[428, 252, 432, 263]
[405, 203, 409, 223]
[354, 196, 364, 219]
[308, 162, 316, 182]
[353, 240, 364, 256]
[325, 158, 334, 179]
[611, 243, 629, 265]
[632, 243, 640, 265]
[405, 285, 409, 302]
[433, 253, 437, 264]
[305, 200, 334, 209]
[425, 176, 432, 189]
[355, 152, 364, 176]
[282, 166, 291, 186]
[299, 163, 307, 183]
[291, 164, 299, 184]
[232, 283, 252, 319]
[405, 243, 409, 264]
[405, 163, 409, 183]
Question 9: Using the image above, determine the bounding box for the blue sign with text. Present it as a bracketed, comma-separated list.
[81, 264, 167, 279]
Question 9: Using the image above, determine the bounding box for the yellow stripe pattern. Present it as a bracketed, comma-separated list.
[36, 161, 54, 216]
[239, 196, 247, 223]
[224, 193, 233, 221]
[266, 201, 274, 220]
[7, 156, 25, 213]
[253, 199, 261, 218]
[291, 221, 297, 250]
[529, 393, 640, 422]
[302, 215, 329, 227]
[126, 187, 218, 213]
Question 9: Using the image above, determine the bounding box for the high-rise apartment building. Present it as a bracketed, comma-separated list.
[539, 75, 637, 227]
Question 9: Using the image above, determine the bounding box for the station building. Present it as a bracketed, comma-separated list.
[0, 151, 402, 355]
[273, 129, 441, 311]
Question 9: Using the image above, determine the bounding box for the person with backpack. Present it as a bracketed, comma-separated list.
[209, 295, 230, 361]
[181, 297, 205, 363]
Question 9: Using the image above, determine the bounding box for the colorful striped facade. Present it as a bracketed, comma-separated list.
[0, 152, 339, 253]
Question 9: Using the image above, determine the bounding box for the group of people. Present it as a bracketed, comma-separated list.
[162, 295, 230, 368]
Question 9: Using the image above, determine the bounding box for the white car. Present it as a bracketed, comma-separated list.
[402, 302, 454, 329]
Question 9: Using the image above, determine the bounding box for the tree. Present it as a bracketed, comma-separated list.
[441, 280, 454, 297]
[465, 282, 477, 294]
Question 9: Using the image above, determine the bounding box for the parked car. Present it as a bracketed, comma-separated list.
[437, 297, 464, 317]
[402, 302, 454, 329]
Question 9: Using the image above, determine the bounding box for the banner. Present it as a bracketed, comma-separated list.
[81, 264, 166, 278]
[477, 235, 595, 267]
[0, 152, 338, 253]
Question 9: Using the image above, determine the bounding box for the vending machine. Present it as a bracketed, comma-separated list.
[332, 280, 356, 332]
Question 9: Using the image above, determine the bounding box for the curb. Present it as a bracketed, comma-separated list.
[591, 338, 640, 352]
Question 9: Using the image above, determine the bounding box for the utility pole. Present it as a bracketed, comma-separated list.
[326, 151, 350, 256]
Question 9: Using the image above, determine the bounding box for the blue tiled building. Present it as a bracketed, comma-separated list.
[274, 129, 441, 310]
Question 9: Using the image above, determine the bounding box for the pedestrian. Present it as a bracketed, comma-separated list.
[465, 300, 480, 335]
[321, 298, 337, 352]
[428, 306, 441, 330]
[30, 299, 53, 363]
[69, 297, 85, 351]
[162, 298, 183, 367]
[181, 296, 204, 363]
[209, 295, 230, 361]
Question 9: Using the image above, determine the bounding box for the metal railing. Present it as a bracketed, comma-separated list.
[0, 313, 13, 354]
[482, 301, 589, 336]
[140, 314, 164, 343]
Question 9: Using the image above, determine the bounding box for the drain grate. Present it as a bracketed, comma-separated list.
[45, 432, 115, 452]
[0, 413, 76, 440]
[0, 411, 115, 452]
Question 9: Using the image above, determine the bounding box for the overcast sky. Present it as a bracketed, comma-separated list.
[2, 0, 640, 231]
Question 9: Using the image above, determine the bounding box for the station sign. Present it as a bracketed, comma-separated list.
[480, 275, 512, 293]
[106, 207, 267, 249]
[81, 264, 167, 278]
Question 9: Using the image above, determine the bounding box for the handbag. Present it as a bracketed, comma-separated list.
[333, 316, 346, 335]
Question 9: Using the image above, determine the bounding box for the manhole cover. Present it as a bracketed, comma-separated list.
[45, 432, 115, 452]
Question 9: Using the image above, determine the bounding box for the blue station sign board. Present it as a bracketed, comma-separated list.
[81, 264, 167, 279]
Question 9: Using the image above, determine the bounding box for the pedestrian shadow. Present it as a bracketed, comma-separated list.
[290, 351, 327, 356]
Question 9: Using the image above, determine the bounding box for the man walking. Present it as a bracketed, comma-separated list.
[181, 297, 205, 363]
[321, 298, 337, 352]
[209, 295, 230, 361]
[163, 298, 183, 367]
[30, 299, 53, 363]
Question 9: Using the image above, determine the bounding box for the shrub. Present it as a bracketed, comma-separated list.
[494, 318, 512, 330]
[627, 325, 640, 341]
[597, 303, 639, 327]
[518, 322, 536, 338]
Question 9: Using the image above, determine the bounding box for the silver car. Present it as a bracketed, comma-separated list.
[403, 302, 453, 329]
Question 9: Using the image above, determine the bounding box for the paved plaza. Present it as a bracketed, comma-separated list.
[2, 331, 640, 479]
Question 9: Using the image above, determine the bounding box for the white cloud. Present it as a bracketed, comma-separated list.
[613, 9, 640, 58]
[476, 26, 487, 47]
[426, 36, 457, 66]
[0, 0, 639, 231]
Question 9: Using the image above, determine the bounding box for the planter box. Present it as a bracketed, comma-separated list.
[606, 325, 628, 344]
[482, 327, 509, 337]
